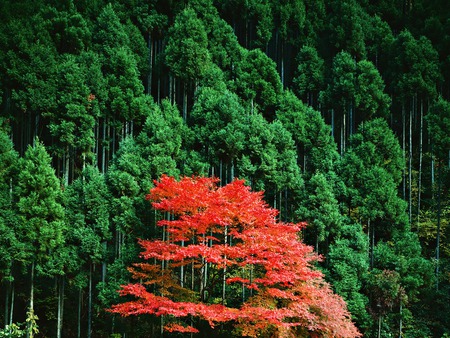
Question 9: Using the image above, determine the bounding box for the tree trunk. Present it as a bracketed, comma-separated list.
[102, 241, 107, 283]
[417, 99, 423, 229]
[183, 81, 187, 121]
[280, 40, 285, 87]
[27, 261, 35, 338]
[78, 288, 82, 338]
[402, 104, 406, 200]
[147, 32, 153, 95]
[64, 146, 70, 187]
[222, 226, 228, 306]
[331, 109, 335, 139]
[378, 315, 382, 338]
[408, 105, 412, 223]
[101, 119, 107, 174]
[57, 276, 65, 338]
[87, 264, 92, 338]
[436, 164, 442, 290]
[9, 281, 14, 326]
[341, 111, 346, 155]
[4, 280, 10, 328]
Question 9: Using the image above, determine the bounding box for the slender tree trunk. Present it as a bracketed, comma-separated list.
[102, 119, 107, 174]
[147, 32, 153, 95]
[78, 288, 82, 338]
[349, 101, 353, 136]
[222, 225, 228, 306]
[9, 281, 14, 326]
[280, 40, 285, 87]
[87, 264, 92, 338]
[417, 99, 424, 229]
[399, 302, 403, 338]
[4, 280, 10, 328]
[180, 240, 185, 288]
[102, 241, 107, 283]
[27, 261, 35, 338]
[331, 109, 335, 139]
[341, 111, 346, 155]
[436, 164, 442, 290]
[408, 105, 412, 223]
[64, 146, 70, 187]
[378, 315, 382, 338]
[183, 81, 187, 121]
[402, 104, 406, 200]
[57, 276, 65, 338]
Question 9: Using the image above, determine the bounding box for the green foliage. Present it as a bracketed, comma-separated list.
[137, 99, 187, 179]
[0, 323, 25, 338]
[14, 139, 66, 274]
[0, 129, 19, 278]
[427, 97, 450, 160]
[165, 7, 211, 81]
[233, 48, 282, 117]
[293, 45, 325, 107]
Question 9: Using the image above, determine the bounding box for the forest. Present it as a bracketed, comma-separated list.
[0, 0, 449, 336]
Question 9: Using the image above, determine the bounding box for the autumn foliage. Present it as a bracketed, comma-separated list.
[110, 175, 360, 337]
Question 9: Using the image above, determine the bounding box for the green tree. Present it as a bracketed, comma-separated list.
[165, 7, 211, 119]
[14, 140, 66, 338]
[426, 97, 450, 290]
[327, 221, 371, 332]
[190, 86, 246, 182]
[296, 172, 342, 254]
[233, 48, 282, 118]
[65, 165, 111, 338]
[355, 59, 391, 120]
[93, 3, 145, 152]
[292, 45, 325, 108]
[137, 98, 187, 179]
[237, 113, 302, 214]
[321, 51, 357, 154]
[277, 91, 339, 175]
[44, 53, 96, 185]
[0, 127, 20, 328]
[326, 0, 366, 58]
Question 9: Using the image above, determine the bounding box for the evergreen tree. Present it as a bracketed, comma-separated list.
[14, 140, 66, 337]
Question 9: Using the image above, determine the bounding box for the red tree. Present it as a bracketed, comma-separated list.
[110, 175, 360, 337]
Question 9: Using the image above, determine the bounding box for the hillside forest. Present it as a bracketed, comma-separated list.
[0, 0, 450, 337]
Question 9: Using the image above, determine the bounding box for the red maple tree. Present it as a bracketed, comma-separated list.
[110, 175, 360, 337]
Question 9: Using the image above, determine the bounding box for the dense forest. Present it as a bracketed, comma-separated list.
[0, 0, 449, 336]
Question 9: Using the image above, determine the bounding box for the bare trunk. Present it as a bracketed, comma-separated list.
[378, 315, 382, 338]
[147, 33, 153, 95]
[26, 261, 35, 338]
[102, 119, 107, 174]
[183, 81, 187, 121]
[4, 280, 10, 328]
[9, 282, 14, 326]
[331, 109, 335, 139]
[222, 226, 228, 305]
[280, 40, 285, 87]
[436, 165, 442, 290]
[102, 241, 107, 283]
[402, 105, 406, 200]
[77, 288, 82, 338]
[87, 264, 92, 338]
[408, 106, 412, 223]
[64, 146, 70, 187]
[180, 240, 185, 288]
[417, 99, 423, 229]
[57, 276, 65, 338]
